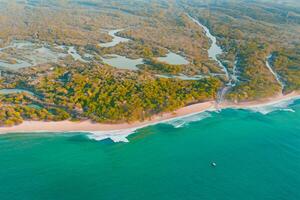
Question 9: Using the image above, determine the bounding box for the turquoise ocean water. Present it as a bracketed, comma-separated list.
[0, 100, 300, 200]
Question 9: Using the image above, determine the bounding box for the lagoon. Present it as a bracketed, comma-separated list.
[101, 52, 189, 71]
[101, 54, 143, 70]
[0, 41, 89, 70]
[156, 52, 189, 65]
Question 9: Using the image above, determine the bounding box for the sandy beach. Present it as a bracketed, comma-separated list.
[0, 101, 216, 134]
[1, 91, 300, 136]
[221, 91, 300, 109]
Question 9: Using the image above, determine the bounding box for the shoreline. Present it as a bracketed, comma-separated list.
[0, 101, 216, 134]
[1, 91, 300, 137]
[220, 91, 300, 109]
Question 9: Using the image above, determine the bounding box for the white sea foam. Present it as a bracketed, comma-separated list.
[87, 109, 216, 142]
[86, 129, 138, 142]
[247, 97, 299, 115]
[31, 97, 299, 143]
[3, 95, 298, 143]
[167, 112, 212, 128]
[279, 108, 295, 113]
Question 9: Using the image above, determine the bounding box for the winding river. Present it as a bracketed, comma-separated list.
[187, 14, 233, 103]
[187, 14, 229, 79]
[187, 14, 288, 102]
[99, 29, 130, 48]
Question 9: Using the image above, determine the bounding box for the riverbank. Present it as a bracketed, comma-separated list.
[1, 91, 300, 136]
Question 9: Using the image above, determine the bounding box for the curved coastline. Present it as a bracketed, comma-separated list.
[0, 101, 215, 134]
[1, 91, 300, 141]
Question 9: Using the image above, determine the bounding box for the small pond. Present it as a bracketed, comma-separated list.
[156, 52, 189, 65]
[101, 54, 143, 70]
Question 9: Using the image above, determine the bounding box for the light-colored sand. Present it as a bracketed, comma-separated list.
[220, 91, 300, 109]
[0, 101, 215, 134]
[1, 91, 300, 135]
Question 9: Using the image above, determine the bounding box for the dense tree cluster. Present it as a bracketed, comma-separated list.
[0, 65, 221, 126]
[272, 49, 300, 92]
[226, 42, 281, 101]
[0, 93, 70, 126]
[1, 0, 300, 126]
[140, 59, 185, 75]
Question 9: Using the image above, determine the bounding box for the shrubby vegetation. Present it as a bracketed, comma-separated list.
[0, 93, 70, 126]
[226, 41, 281, 101]
[0, 64, 221, 126]
[140, 59, 185, 75]
[1, 0, 300, 126]
[183, 0, 300, 101]
[272, 49, 300, 92]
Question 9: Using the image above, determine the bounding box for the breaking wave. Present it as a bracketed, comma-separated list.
[87, 111, 214, 142]
[247, 97, 299, 115]
[86, 97, 300, 142]
[86, 128, 139, 143]
[167, 112, 212, 128]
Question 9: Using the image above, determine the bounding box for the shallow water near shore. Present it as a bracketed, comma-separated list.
[0, 100, 300, 200]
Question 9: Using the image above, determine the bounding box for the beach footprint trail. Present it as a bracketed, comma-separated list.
[266, 54, 285, 92]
